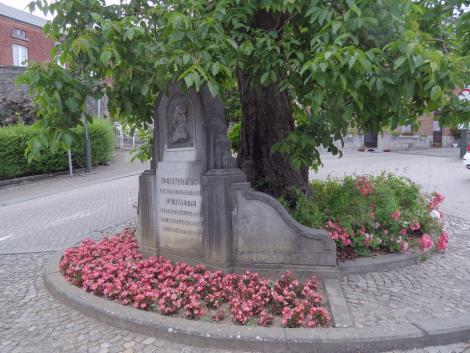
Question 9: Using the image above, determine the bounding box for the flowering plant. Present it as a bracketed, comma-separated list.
[60, 230, 330, 328]
[289, 173, 447, 259]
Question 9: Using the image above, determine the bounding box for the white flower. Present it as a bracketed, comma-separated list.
[430, 210, 440, 219]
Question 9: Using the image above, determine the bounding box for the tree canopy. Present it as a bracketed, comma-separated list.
[20, 0, 470, 196]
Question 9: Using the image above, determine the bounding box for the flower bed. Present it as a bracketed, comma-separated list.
[289, 173, 448, 260]
[59, 230, 330, 328]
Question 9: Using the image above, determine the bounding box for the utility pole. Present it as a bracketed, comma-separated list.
[84, 115, 92, 173]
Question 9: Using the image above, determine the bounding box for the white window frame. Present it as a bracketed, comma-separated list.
[11, 28, 27, 40]
[12, 44, 28, 67]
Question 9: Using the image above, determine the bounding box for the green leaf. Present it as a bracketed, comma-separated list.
[350, 4, 362, 16]
[394, 57, 406, 70]
[260, 72, 270, 86]
[65, 98, 79, 113]
[240, 41, 254, 55]
[225, 37, 238, 50]
[430, 86, 442, 101]
[207, 81, 219, 97]
[100, 50, 113, 66]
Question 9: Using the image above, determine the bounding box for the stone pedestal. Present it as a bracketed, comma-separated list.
[202, 168, 246, 266]
[137, 169, 156, 257]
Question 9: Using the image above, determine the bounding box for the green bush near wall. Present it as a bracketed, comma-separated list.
[0, 119, 115, 180]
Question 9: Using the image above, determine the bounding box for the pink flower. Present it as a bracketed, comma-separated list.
[400, 228, 407, 236]
[410, 223, 421, 231]
[428, 192, 445, 210]
[325, 221, 352, 247]
[400, 241, 409, 252]
[436, 232, 449, 252]
[258, 310, 274, 327]
[363, 233, 372, 246]
[59, 230, 331, 328]
[419, 233, 434, 250]
[391, 210, 401, 221]
[355, 176, 374, 196]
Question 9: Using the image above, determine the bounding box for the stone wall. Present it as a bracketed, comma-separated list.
[0, 66, 27, 100]
[0, 65, 108, 118]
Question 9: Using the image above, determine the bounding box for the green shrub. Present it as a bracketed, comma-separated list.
[289, 173, 446, 257]
[0, 119, 115, 180]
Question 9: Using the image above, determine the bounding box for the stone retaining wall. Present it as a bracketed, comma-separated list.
[0, 66, 27, 100]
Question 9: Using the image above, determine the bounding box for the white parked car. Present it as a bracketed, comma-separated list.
[464, 145, 470, 170]
[464, 152, 470, 170]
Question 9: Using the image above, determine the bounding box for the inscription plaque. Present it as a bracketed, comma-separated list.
[156, 162, 203, 253]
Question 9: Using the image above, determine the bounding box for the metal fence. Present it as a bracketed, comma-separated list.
[113, 122, 138, 150]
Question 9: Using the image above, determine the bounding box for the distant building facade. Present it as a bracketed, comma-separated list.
[336, 114, 456, 152]
[0, 3, 107, 118]
[0, 3, 52, 102]
[0, 3, 52, 67]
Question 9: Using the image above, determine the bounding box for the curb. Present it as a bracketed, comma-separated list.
[338, 249, 431, 275]
[45, 251, 470, 353]
[0, 170, 71, 187]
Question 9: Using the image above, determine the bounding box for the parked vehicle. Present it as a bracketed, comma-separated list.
[464, 144, 470, 170]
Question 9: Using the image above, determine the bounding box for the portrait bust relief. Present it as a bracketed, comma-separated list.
[166, 96, 195, 149]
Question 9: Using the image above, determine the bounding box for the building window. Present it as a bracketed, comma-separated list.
[11, 28, 27, 40]
[12, 45, 28, 67]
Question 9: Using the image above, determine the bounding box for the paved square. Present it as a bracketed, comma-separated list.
[0, 150, 469, 353]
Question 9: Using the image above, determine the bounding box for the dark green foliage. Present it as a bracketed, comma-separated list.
[21, 0, 470, 169]
[0, 119, 114, 180]
[289, 173, 442, 256]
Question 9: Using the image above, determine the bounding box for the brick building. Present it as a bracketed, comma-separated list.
[0, 2, 52, 103]
[0, 2, 107, 118]
[0, 2, 52, 67]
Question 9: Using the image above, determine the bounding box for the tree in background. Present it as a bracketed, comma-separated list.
[21, 0, 470, 200]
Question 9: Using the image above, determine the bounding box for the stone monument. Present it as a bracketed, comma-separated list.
[137, 84, 338, 278]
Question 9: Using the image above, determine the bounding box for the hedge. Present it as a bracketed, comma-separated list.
[0, 119, 115, 180]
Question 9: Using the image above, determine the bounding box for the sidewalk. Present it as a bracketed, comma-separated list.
[320, 147, 461, 158]
[394, 147, 461, 158]
[0, 150, 149, 206]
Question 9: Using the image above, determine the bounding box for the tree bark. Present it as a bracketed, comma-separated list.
[235, 9, 309, 202]
[236, 70, 310, 201]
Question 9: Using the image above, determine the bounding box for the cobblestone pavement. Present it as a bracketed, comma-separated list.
[1, 152, 470, 352]
[342, 215, 470, 327]
[0, 175, 139, 254]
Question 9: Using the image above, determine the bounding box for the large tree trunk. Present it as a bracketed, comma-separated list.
[237, 70, 310, 201]
[235, 10, 309, 202]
